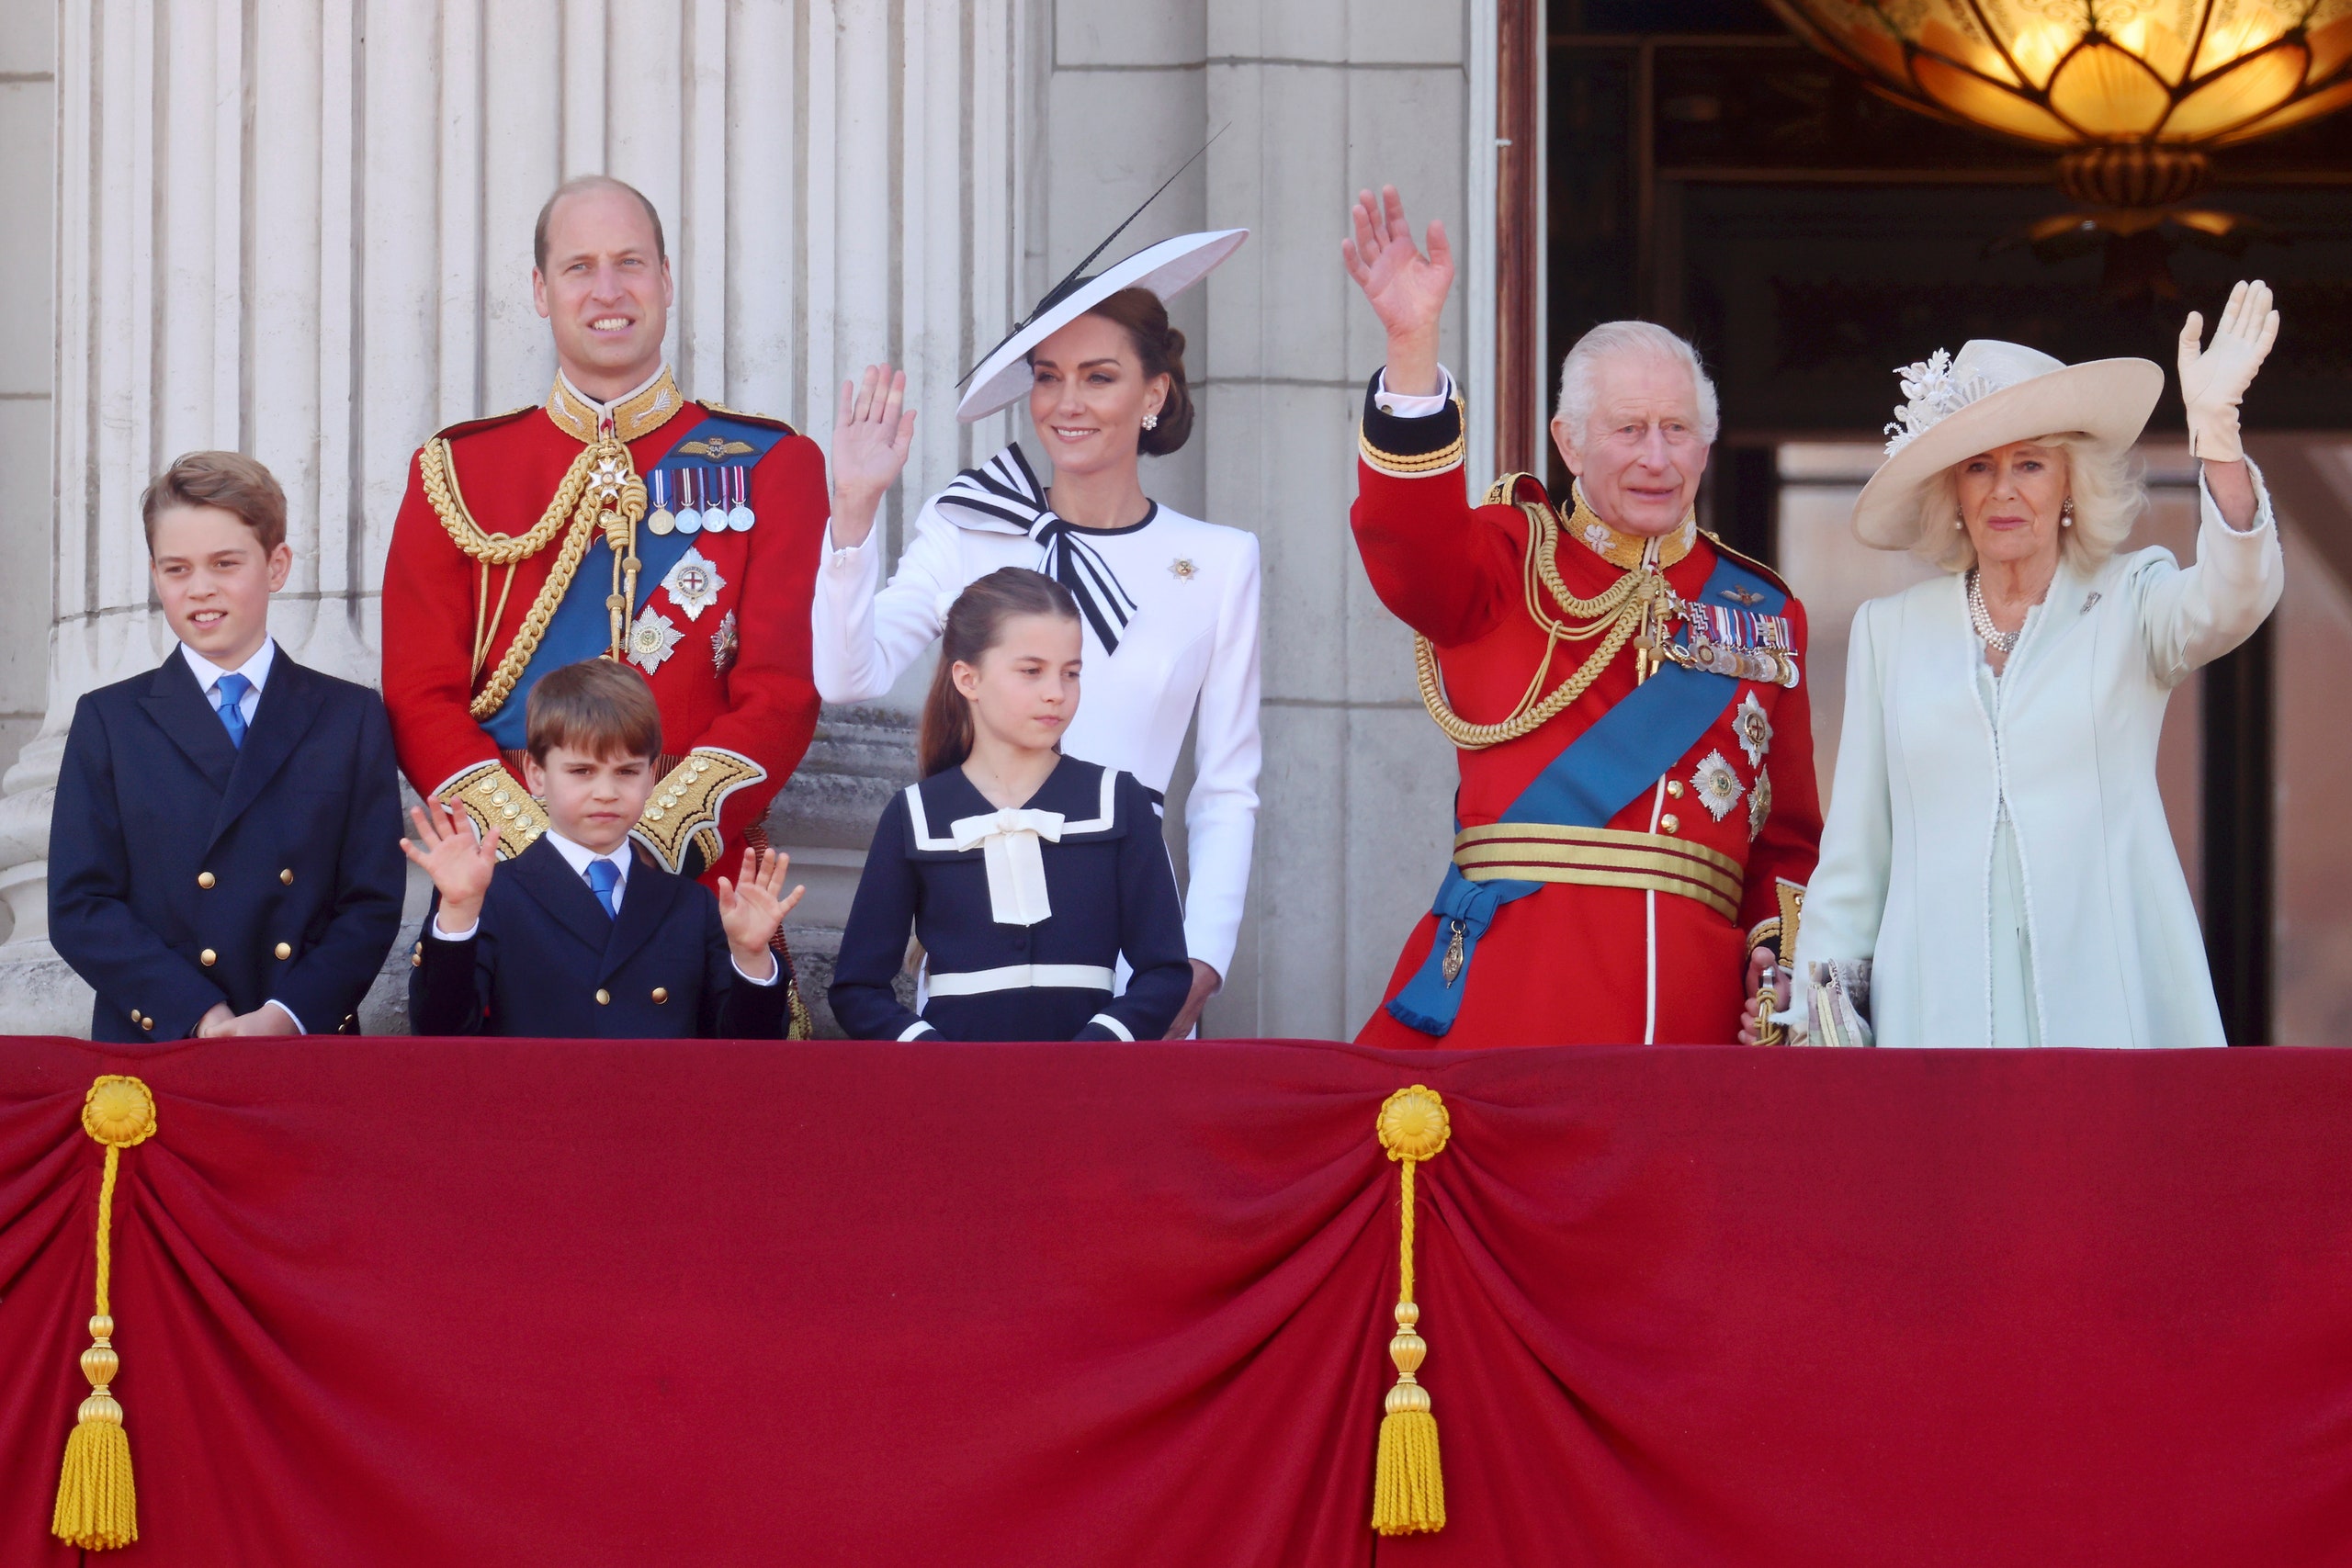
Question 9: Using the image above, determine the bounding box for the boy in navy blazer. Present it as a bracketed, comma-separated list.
[403, 659, 804, 1038]
[50, 451, 406, 1040]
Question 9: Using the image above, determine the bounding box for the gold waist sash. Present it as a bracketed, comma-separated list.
[1453, 822, 1742, 922]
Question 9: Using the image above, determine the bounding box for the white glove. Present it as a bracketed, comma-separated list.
[2177, 279, 2279, 464]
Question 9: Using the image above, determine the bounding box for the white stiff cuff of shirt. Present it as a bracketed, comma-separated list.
[1373, 365, 1456, 419]
[431, 914, 479, 942]
[822, 523, 873, 561]
[897, 1020, 939, 1041]
[1090, 1012, 1136, 1042]
[732, 953, 781, 987]
[265, 998, 305, 1033]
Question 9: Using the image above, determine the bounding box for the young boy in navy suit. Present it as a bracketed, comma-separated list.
[402, 659, 804, 1038]
[50, 451, 406, 1040]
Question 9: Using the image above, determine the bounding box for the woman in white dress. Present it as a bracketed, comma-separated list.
[1791, 282, 2284, 1049]
[816, 230, 1262, 1037]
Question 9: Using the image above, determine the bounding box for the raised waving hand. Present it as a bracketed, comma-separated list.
[1340, 186, 1453, 397]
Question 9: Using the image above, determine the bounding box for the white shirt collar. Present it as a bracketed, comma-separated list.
[541, 828, 633, 890]
[556, 363, 671, 424]
[179, 637, 277, 695]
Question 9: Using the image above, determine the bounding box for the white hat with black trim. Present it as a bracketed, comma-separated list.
[955, 228, 1249, 423]
[1851, 339, 2164, 549]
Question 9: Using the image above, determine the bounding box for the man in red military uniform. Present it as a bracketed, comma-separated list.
[382, 176, 909, 1032]
[1341, 186, 1822, 1047]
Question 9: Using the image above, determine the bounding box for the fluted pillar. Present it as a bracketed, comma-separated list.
[0, 0, 1035, 1032]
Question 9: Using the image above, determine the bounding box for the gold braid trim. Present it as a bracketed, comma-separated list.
[420, 435, 646, 721]
[630, 748, 768, 874]
[436, 760, 549, 858]
[1414, 479, 1671, 750]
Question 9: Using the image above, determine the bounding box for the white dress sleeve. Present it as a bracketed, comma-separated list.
[2132, 458, 2285, 689]
[1176, 530, 1263, 979]
[1795, 599, 1896, 974]
[809, 495, 975, 703]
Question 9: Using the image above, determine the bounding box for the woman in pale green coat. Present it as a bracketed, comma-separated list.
[1792, 283, 2284, 1049]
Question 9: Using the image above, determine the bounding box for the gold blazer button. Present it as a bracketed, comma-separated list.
[280, 868, 294, 885]
[141, 1016, 154, 1032]
[1660, 814, 1680, 835]
[199, 948, 218, 966]
[275, 942, 292, 960]
[198, 871, 216, 889]
[1667, 780, 1685, 798]
[595, 988, 612, 1006]
[650, 987, 669, 1004]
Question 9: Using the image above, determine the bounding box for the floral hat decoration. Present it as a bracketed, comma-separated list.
[1849, 339, 2162, 550]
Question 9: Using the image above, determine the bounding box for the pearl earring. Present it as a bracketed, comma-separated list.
[2062, 497, 2075, 526]
[1955, 512, 1965, 530]
[1142, 412, 1159, 431]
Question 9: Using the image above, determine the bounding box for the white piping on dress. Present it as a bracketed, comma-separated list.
[1643, 775, 1667, 1044]
[904, 765, 1119, 849]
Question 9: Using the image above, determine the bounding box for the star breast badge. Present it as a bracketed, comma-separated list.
[1169, 557, 1198, 582]
[628, 606, 684, 673]
[661, 547, 727, 621]
[710, 609, 741, 676]
[1733, 691, 1773, 768]
[1691, 750, 1745, 823]
[1748, 765, 1772, 841]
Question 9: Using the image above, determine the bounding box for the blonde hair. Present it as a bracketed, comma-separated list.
[1910, 434, 2145, 574]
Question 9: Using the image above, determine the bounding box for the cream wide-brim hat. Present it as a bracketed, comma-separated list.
[955, 229, 1249, 423]
[1850, 339, 2164, 549]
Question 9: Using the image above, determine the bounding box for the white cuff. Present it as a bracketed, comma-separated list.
[731, 953, 781, 987]
[823, 523, 874, 563]
[896, 1019, 939, 1041]
[1373, 365, 1456, 419]
[431, 914, 479, 942]
[1089, 1011, 1136, 1042]
[265, 998, 305, 1033]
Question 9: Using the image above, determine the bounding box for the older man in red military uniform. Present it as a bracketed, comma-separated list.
[380, 175, 913, 1032]
[1341, 186, 1822, 1047]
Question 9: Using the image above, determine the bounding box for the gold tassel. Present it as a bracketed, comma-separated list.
[1372, 1085, 1451, 1536]
[53, 1076, 156, 1551]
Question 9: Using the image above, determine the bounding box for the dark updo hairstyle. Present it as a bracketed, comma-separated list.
[1073, 286, 1194, 457]
[917, 567, 1083, 777]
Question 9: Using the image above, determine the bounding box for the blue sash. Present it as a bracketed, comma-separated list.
[482, 413, 787, 748]
[1385, 551, 1783, 1036]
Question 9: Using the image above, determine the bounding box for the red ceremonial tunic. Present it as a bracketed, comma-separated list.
[1351, 391, 1821, 1048]
[379, 370, 827, 885]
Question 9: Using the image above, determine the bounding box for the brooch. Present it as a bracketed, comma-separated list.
[1690, 750, 1745, 823]
[1169, 558, 1198, 582]
[1748, 765, 1772, 841]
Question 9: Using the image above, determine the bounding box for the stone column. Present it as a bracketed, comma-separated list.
[0, 0, 1034, 1034]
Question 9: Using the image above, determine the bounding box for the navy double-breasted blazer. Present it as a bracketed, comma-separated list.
[409, 836, 790, 1039]
[50, 649, 407, 1041]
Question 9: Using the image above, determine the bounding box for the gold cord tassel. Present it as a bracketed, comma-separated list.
[1372, 1085, 1451, 1536]
[53, 1076, 157, 1551]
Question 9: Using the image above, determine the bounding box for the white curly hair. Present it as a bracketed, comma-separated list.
[1554, 321, 1722, 447]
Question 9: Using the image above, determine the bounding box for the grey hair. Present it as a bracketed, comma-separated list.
[1554, 321, 1722, 447]
[1911, 434, 2146, 574]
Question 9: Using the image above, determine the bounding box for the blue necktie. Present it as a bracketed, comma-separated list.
[585, 858, 621, 919]
[212, 672, 252, 749]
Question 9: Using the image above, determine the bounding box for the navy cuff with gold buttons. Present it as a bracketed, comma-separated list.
[1359, 369, 1466, 479]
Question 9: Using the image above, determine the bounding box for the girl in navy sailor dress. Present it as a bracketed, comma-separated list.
[831, 568, 1192, 1042]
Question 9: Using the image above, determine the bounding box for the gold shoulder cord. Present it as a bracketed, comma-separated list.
[1414, 477, 1670, 750]
[418, 434, 646, 722]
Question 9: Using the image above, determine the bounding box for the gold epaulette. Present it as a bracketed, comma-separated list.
[630, 748, 768, 874]
[1359, 396, 1468, 478]
[435, 761, 549, 858]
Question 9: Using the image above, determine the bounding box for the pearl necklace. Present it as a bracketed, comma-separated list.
[1966, 570, 2022, 654]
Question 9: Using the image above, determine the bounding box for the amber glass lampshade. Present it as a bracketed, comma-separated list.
[1766, 1, 2352, 200]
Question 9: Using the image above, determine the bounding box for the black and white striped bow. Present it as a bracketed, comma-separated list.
[934, 444, 1141, 654]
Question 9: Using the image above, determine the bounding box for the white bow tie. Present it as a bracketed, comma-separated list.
[948, 807, 1067, 926]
